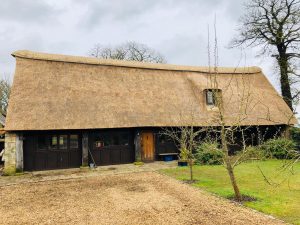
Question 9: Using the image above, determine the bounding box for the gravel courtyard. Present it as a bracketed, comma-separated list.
[0, 171, 285, 225]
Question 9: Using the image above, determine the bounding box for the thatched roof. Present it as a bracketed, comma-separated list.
[5, 50, 297, 131]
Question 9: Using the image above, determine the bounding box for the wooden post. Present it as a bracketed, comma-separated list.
[16, 133, 23, 172]
[134, 131, 142, 162]
[82, 132, 89, 167]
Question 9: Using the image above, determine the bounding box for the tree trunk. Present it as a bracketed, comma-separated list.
[277, 51, 293, 111]
[225, 158, 242, 201]
[220, 125, 242, 201]
[189, 160, 193, 181]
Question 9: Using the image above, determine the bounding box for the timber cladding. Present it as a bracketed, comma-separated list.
[23, 132, 82, 171]
[5, 50, 297, 131]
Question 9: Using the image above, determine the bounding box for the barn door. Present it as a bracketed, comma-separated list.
[141, 132, 154, 161]
[24, 133, 81, 171]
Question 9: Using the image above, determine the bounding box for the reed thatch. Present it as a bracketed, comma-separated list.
[5, 50, 297, 131]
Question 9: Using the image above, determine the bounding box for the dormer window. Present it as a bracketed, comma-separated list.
[205, 89, 221, 107]
[206, 90, 214, 105]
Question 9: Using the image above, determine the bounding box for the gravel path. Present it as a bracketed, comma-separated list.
[0, 171, 285, 225]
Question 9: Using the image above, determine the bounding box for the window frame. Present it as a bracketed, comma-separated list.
[205, 89, 222, 107]
[69, 134, 79, 149]
[49, 135, 58, 150]
[58, 134, 68, 150]
[93, 131, 131, 149]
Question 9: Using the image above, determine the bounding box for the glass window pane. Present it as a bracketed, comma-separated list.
[70, 135, 79, 149]
[120, 133, 129, 145]
[206, 90, 214, 105]
[104, 133, 112, 146]
[158, 135, 166, 144]
[49, 135, 57, 149]
[38, 136, 47, 149]
[94, 132, 130, 147]
[158, 135, 173, 144]
[59, 135, 68, 149]
[112, 134, 120, 145]
[94, 132, 110, 148]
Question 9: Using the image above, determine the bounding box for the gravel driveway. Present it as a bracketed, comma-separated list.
[0, 171, 285, 225]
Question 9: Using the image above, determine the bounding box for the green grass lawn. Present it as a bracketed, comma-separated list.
[161, 160, 300, 225]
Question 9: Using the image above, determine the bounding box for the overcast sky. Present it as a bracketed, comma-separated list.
[0, 0, 299, 118]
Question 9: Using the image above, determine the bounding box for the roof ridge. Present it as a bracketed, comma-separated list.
[12, 50, 262, 74]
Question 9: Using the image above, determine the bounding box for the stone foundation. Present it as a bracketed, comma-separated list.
[3, 132, 23, 175]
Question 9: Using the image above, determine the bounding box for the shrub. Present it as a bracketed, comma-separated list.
[179, 147, 189, 161]
[260, 138, 296, 159]
[195, 142, 223, 165]
[235, 146, 266, 162]
[290, 127, 300, 150]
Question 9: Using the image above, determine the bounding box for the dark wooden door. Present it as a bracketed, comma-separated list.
[24, 133, 81, 171]
[141, 132, 154, 161]
[90, 130, 134, 166]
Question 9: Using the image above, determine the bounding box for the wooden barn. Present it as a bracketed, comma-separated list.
[3, 50, 297, 173]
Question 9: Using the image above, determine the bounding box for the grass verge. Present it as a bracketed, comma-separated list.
[161, 160, 300, 225]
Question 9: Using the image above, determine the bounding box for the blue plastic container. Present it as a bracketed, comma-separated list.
[164, 155, 173, 161]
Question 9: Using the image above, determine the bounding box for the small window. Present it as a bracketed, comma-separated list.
[94, 132, 111, 148]
[59, 135, 68, 149]
[205, 89, 221, 106]
[112, 134, 120, 145]
[93, 131, 130, 148]
[206, 90, 214, 105]
[120, 133, 129, 145]
[49, 135, 58, 149]
[157, 135, 173, 144]
[158, 135, 165, 144]
[70, 135, 79, 149]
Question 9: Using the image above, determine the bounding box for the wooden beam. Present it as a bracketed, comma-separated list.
[82, 132, 89, 167]
[134, 131, 142, 162]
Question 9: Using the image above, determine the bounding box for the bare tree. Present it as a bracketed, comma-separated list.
[231, 0, 300, 111]
[161, 23, 268, 199]
[206, 21, 269, 201]
[209, 15, 297, 200]
[204, 78, 248, 201]
[0, 76, 11, 115]
[161, 69, 267, 200]
[160, 126, 202, 181]
[89, 41, 166, 63]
